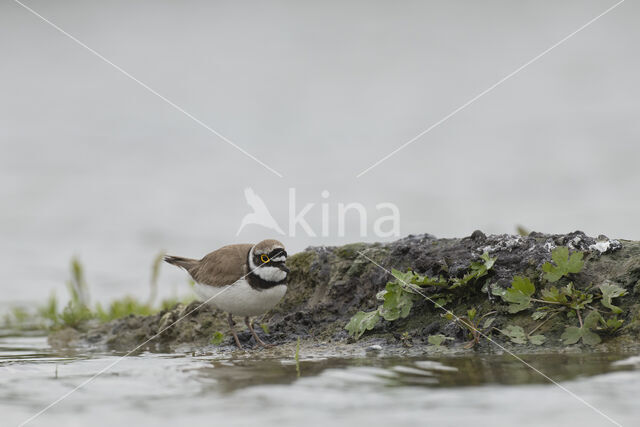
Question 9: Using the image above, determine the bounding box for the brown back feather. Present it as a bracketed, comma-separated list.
[165, 244, 253, 287]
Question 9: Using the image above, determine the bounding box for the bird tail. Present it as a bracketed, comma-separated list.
[163, 255, 198, 272]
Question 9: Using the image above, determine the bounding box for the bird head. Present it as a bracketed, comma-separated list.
[250, 239, 289, 282]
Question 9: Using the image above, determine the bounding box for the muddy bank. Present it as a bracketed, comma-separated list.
[49, 231, 640, 354]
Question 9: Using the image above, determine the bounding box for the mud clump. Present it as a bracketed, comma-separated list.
[49, 231, 640, 353]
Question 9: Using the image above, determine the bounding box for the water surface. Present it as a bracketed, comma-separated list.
[2, 333, 638, 427]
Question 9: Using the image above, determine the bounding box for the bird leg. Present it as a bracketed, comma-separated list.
[244, 317, 273, 348]
[228, 313, 243, 349]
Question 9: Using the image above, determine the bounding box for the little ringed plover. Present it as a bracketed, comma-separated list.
[164, 239, 289, 349]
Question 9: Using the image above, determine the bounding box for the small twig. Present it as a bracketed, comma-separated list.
[530, 298, 562, 305]
[479, 310, 497, 320]
[576, 309, 583, 328]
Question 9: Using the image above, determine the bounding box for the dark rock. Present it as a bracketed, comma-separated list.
[470, 230, 486, 241]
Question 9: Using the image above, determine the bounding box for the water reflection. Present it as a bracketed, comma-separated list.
[1, 335, 638, 427]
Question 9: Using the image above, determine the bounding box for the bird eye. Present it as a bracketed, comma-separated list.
[260, 254, 270, 263]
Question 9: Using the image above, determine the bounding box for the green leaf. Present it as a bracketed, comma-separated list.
[498, 325, 546, 345]
[583, 310, 601, 328]
[529, 334, 546, 345]
[501, 276, 535, 313]
[542, 247, 584, 282]
[345, 310, 381, 339]
[210, 331, 225, 345]
[413, 274, 448, 287]
[498, 325, 528, 345]
[428, 334, 448, 346]
[599, 282, 627, 314]
[483, 317, 495, 329]
[604, 316, 624, 331]
[561, 326, 581, 344]
[469, 252, 497, 280]
[482, 251, 497, 269]
[562, 283, 593, 310]
[531, 310, 547, 321]
[432, 295, 452, 309]
[581, 328, 602, 345]
[467, 308, 477, 321]
[380, 281, 414, 321]
[561, 311, 602, 346]
[451, 252, 497, 289]
[391, 269, 415, 285]
[541, 286, 567, 304]
[512, 276, 535, 296]
[260, 323, 270, 334]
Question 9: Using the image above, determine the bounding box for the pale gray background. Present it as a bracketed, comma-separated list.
[1, 0, 638, 304]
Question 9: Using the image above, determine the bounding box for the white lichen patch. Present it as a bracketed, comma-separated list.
[543, 240, 556, 252]
[479, 235, 522, 253]
[589, 239, 622, 254]
[567, 236, 585, 251]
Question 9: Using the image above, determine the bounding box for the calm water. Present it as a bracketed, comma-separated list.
[1, 332, 638, 427]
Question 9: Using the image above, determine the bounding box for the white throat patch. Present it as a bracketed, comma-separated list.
[255, 266, 287, 282]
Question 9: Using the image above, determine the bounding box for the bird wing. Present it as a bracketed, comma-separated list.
[191, 244, 253, 287]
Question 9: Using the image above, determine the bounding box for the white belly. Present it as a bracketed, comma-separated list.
[193, 279, 287, 317]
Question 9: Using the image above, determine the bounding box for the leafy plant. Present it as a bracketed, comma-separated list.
[599, 282, 627, 314]
[561, 311, 601, 345]
[600, 315, 624, 334]
[399, 331, 413, 347]
[379, 275, 415, 320]
[345, 310, 381, 339]
[450, 252, 496, 289]
[38, 292, 59, 327]
[498, 277, 595, 320]
[3, 256, 197, 332]
[454, 308, 496, 349]
[210, 331, 225, 345]
[58, 302, 93, 328]
[67, 257, 90, 307]
[346, 243, 630, 349]
[542, 247, 584, 282]
[497, 325, 546, 345]
[427, 334, 451, 347]
[95, 297, 153, 322]
[58, 258, 94, 328]
[345, 253, 497, 339]
[540, 286, 567, 305]
[492, 247, 629, 347]
[499, 276, 535, 313]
